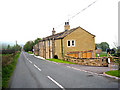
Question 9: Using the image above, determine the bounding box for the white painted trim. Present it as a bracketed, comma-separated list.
[67, 40, 75, 47]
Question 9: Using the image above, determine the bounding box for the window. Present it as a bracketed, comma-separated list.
[67, 40, 75, 47]
[67, 40, 70, 47]
[72, 40, 75, 47]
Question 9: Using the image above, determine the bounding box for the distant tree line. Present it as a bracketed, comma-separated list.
[95, 42, 110, 51]
[95, 42, 120, 57]
[23, 38, 41, 52]
[1, 44, 22, 54]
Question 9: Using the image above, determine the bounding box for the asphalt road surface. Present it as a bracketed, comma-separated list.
[9, 51, 119, 89]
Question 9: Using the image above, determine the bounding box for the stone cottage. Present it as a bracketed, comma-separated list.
[33, 22, 95, 59]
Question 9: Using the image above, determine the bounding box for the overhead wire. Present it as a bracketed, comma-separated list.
[55, 0, 97, 29]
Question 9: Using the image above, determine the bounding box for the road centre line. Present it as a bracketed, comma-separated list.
[23, 53, 41, 71]
[29, 60, 32, 63]
[34, 64, 41, 71]
[47, 76, 65, 90]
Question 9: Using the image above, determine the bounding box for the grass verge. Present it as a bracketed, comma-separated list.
[105, 70, 120, 78]
[2, 52, 20, 88]
[27, 51, 33, 54]
[46, 58, 75, 64]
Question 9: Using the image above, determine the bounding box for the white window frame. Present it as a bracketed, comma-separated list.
[67, 40, 71, 47]
[67, 40, 75, 47]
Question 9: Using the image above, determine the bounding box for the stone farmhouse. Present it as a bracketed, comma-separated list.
[33, 22, 95, 59]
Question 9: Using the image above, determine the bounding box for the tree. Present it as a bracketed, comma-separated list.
[99, 42, 110, 51]
[23, 38, 41, 52]
[95, 44, 101, 50]
[23, 41, 34, 52]
[12, 44, 22, 51]
[95, 42, 110, 51]
[34, 38, 41, 45]
[117, 46, 120, 57]
[7, 44, 11, 50]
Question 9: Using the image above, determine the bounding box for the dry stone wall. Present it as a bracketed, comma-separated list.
[64, 55, 108, 67]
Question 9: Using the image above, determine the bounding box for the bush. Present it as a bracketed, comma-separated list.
[2, 52, 20, 88]
[1, 50, 15, 54]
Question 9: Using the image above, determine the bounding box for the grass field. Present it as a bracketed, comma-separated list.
[46, 58, 75, 64]
[96, 52, 107, 57]
[2, 52, 20, 88]
[105, 70, 120, 78]
[96, 52, 116, 57]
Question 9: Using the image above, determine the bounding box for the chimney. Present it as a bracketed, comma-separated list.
[52, 28, 56, 35]
[64, 22, 70, 30]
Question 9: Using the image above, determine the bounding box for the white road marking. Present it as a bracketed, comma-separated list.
[67, 66, 70, 68]
[23, 52, 41, 71]
[34, 64, 41, 71]
[47, 76, 65, 90]
[29, 60, 32, 64]
[66, 66, 104, 76]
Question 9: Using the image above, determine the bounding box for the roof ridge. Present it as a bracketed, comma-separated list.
[40, 26, 95, 41]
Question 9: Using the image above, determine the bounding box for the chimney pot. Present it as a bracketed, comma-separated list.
[64, 22, 70, 30]
[52, 28, 56, 35]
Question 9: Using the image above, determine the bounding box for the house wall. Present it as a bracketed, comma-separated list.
[39, 41, 43, 57]
[63, 27, 95, 58]
[46, 40, 49, 59]
[34, 44, 38, 55]
[49, 40, 53, 58]
[55, 39, 62, 59]
[38, 40, 53, 59]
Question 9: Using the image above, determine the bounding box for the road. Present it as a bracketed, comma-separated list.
[9, 51, 119, 89]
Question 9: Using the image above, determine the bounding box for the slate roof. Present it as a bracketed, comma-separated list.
[39, 26, 95, 41]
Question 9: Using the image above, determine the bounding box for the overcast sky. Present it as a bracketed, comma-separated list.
[0, 0, 119, 48]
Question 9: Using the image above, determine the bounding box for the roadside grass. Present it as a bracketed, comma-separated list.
[96, 52, 116, 57]
[105, 70, 120, 78]
[27, 51, 33, 54]
[2, 52, 20, 88]
[96, 52, 107, 57]
[46, 58, 75, 64]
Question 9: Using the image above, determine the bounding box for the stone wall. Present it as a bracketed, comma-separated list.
[64, 55, 108, 67]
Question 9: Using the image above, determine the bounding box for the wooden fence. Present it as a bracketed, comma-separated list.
[67, 50, 93, 58]
[64, 54, 109, 67]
